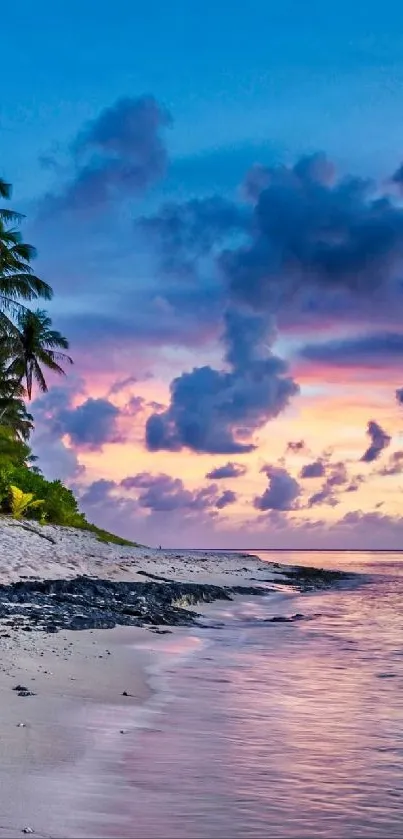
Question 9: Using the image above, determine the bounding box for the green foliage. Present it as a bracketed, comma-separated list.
[83, 522, 137, 546]
[0, 427, 31, 467]
[0, 466, 86, 526]
[0, 459, 136, 543]
[0, 179, 137, 546]
[8, 484, 44, 519]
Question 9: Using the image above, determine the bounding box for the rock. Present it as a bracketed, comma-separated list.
[18, 690, 36, 697]
[22, 829, 34, 834]
[13, 684, 28, 692]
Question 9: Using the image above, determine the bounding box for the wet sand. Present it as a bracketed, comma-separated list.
[0, 625, 155, 838]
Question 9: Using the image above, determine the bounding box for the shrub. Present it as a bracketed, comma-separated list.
[9, 485, 44, 519]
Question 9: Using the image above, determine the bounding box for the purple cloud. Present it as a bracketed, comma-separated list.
[378, 451, 403, 476]
[299, 333, 403, 369]
[32, 385, 139, 452]
[41, 96, 171, 214]
[138, 195, 249, 279]
[223, 154, 403, 313]
[396, 387, 403, 405]
[307, 461, 350, 506]
[286, 440, 306, 454]
[300, 460, 326, 479]
[146, 307, 298, 454]
[80, 479, 117, 506]
[205, 462, 247, 480]
[215, 490, 237, 509]
[360, 421, 391, 463]
[120, 472, 221, 513]
[254, 466, 300, 512]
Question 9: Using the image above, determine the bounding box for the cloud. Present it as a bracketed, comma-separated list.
[32, 384, 142, 453]
[108, 375, 139, 395]
[41, 96, 172, 214]
[80, 479, 117, 506]
[360, 421, 391, 463]
[215, 490, 237, 509]
[307, 461, 350, 506]
[138, 196, 248, 278]
[396, 387, 403, 405]
[298, 332, 403, 369]
[205, 462, 247, 480]
[222, 153, 403, 314]
[254, 465, 300, 511]
[378, 451, 403, 476]
[308, 488, 339, 508]
[286, 440, 306, 454]
[146, 307, 298, 454]
[391, 161, 403, 191]
[58, 397, 121, 449]
[120, 471, 231, 514]
[300, 460, 326, 479]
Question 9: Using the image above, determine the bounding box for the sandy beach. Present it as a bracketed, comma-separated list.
[0, 518, 280, 837]
[0, 518, 348, 837]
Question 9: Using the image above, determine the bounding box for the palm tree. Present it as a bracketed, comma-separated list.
[0, 181, 53, 332]
[9, 308, 73, 399]
[0, 347, 33, 440]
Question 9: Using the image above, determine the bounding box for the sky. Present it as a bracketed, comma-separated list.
[2, 0, 403, 548]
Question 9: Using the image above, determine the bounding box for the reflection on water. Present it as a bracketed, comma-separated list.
[84, 553, 403, 837]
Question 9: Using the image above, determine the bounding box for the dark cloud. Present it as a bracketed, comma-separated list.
[41, 96, 171, 214]
[138, 196, 248, 278]
[286, 440, 306, 454]
[391, 162, 403, 191]
[120, 472, 222, 513]
[378, 451, 403, 476]
[215, 490, 237, 509]
[58, 397, 121, 449]
[254, 466, 300, 511]
[223, 154, 403, 313]
[300, 460, 326, 479]
[205, 462, 247, 480]
[32, 385, 139, 452]
[299, 333, 403, 369]
[396, 387, 403, 405]
[80, 479, 117, 506]
[308, 488, 339, 508]
[307, 461, 350, 506]
[345, 475, 364, 492]
[360, 421, 391, 463]
[146, 307, 298, 454]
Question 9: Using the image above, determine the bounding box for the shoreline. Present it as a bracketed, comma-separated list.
[0, 520, 354, 837]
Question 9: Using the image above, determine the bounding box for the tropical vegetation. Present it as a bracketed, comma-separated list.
[0, 177, 135, 545]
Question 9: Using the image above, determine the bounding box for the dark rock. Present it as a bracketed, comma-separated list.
[17, 690, 36, 697]
[13, 685, 28, 692]
[0, 567, 350, 637]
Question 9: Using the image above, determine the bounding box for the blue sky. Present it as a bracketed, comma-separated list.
[2, 0, 403, 548]
[4, 0, 403, 201]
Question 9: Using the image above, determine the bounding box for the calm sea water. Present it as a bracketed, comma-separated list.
[83, 551, 403, 838]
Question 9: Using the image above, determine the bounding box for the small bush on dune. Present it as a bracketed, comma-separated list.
[9, 484, 44, 519]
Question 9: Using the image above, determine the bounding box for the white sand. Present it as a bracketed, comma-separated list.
[0, 515, 282, 587]
[0, 516, 284, 837]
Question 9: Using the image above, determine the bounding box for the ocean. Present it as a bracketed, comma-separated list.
[64, 551, 403, 838]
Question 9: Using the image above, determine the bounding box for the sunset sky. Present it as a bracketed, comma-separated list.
[2, 0, 403, 548]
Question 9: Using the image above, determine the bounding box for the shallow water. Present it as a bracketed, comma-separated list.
[93, 550, 403, 839]
[51, 550, 403, 838]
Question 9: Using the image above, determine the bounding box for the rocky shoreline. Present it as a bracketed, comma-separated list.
[0, 564, 352, 636]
